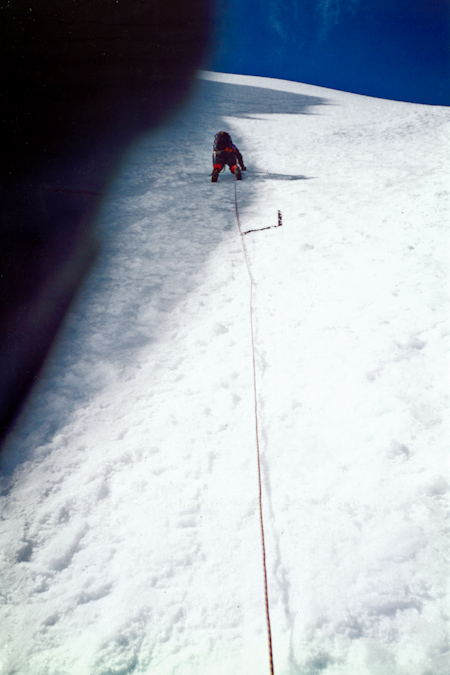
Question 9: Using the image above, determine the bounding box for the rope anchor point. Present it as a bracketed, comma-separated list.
[242, 210, 283, 237]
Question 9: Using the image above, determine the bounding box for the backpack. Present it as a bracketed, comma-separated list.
[214, 131, 232, 151]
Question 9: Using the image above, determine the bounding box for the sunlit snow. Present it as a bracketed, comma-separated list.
[1, 71, 449, 675]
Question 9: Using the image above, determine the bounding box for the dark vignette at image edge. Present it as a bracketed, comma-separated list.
[0, 0, 211, 444]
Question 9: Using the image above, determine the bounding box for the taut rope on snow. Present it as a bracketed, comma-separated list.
[234, 177, 275, 675]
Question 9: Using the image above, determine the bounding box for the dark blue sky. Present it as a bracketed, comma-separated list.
[205, 0, 450, 104]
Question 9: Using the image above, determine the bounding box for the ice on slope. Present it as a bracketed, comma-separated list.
[0, 72, 449, 674]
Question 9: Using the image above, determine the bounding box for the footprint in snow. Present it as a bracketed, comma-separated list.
[213, 323, 229, 336]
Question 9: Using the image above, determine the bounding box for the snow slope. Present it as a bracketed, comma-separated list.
[1, 71, 449, 675]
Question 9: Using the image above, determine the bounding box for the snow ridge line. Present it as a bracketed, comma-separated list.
[234, 178, 275, 675]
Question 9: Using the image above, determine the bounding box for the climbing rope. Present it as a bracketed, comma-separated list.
[234, 177, 275, 675]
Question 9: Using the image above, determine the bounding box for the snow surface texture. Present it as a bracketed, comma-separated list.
[1, 72, 449, 674]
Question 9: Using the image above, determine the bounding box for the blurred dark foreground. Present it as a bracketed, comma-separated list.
[0, 0, 210, 444]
